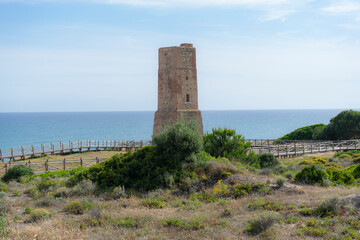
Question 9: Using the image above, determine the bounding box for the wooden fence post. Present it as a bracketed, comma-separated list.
[11, 148, 14, 160]
[294, 143, 296, 156]
[310, 144, 313, 154]
[80, 158, 83, 167]
[32, 145, 35, 157]
[286, 144, 288, 157]
[41, 144, 45, 156]
[4, 164, 7, 173]
[45, 159, 49, 173]
[277, 145, 279, 157]
[28, 159, 31, 168]
[96, 157, 99, 164]
[302, 143, 305, 155]
[0, 149, 3, 162]
[21, 146, 25, 159]
[63, 158, 66, 170]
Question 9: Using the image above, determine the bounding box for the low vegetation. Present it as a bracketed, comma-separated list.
[0, 123, 359, 239]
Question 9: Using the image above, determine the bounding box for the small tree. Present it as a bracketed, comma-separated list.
[320, 110, 360, 140]
[152, 122, 203, 168]
[203, 128, 251, 159]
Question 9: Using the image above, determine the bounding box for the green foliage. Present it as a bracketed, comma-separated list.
[278, 124, 326, 140]
[247, 200, 283, 212]
[313, 197, 342, 218]
[330, 170, 355, 185]
[318, 110, 360, 140]
[284, 171, 294, 180]
[29, 208, 50, 222]
[0, 212, 10, 238]
[71, 123, 204, 191]
[245, 212, 279, 235]
[334, 150, 360, 158]
[153, 121, 203, 168]
[294, 165, 329, 185]
[64, 201, 85, 215]
[28, 167, 87, 181]
[203, 128, 251, 159]
[299, 208, 312, 216]
[258, 153, 280, 168]
[112, 186, 127, 199]
[37, 179, 56, 192]
[112, 216, 140, 228]
[54, 187, 70, 198]
[0, 183, 8, 192]
[140, 198, 166, 209]
[353, 164, 360, 178]
[276, 177, 285, 187]
[1, 165, 34, 182]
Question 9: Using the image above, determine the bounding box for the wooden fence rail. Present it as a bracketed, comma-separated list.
[1, 139, 360, 162]
[0, 140, 152, 162]
[0, 157, 108, 176]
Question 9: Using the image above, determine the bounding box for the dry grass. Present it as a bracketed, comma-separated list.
[0, 152, 359, 240]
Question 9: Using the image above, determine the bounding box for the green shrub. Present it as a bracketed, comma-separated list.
[299, 208, 312, 216]
[284, 171, 294, 180]
[276, 178, 285, 187]
[1, 165, 34, 182]
[353, 164, 360, 178]
[70, 123, 204, 191]
[70, 179, 96, 196]
[330, 170, 354, 185]
[258, 153, 280, 169]
[313, 197, 342, 218]
[0, 193, 6, 199]
[353, 156, 360, 163]
[245, 212, 279, 235]
[338, 153, 351, 159]
[64, 201, 85, 215]
[278, 124, 326, 140]
[153, 121, 203, 168]
[54, 187, 70, 198]
[29, 208, 50, 222]
[0, 183, 8, 192]
[37, 179, 55, 192]
[161, 217, 185, 228]
[112, 216, 140, 228]
[140, 198, 166, 209]
[319, 110, 360, 140]
[294, 165, 329, 185]
[334, 150, 360, 158]
[25, 186, 41, 199]
[203, 128, 250, 159]
[112, 186, 127, 199]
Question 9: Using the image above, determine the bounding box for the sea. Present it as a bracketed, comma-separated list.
[0, 109, 354, 150]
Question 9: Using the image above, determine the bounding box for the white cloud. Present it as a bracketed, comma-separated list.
[323, 1, 360, 14]
[258, 9, 294, 22]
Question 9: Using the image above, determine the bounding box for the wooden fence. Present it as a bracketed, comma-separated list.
[1, 139, 360, 162]
[247, 139, 360, 158]
[0, 140, 151, 161]
[0, 157, 108, 176]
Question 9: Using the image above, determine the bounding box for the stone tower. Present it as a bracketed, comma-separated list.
[153, 43, 203, 135]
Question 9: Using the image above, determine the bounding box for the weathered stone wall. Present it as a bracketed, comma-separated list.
[153, 43, 203, 135]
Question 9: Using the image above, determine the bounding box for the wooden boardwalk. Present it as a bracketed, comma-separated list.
[0, 140, 151, 161]
[248, 139, 360, 158]
[1, 139, 360, 162]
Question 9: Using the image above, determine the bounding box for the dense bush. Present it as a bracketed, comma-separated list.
[1, 165, 34, 182]
[70, 122, 204, 191]
[245, 212, 279, 235]
[258, 153, 280, 169]
[29, 208, 50, 222]
[64, 202, 85, 215]
[153, 122, 203, 169]
[279, 110, 360, 140]
[353, 164, 360, 178]
[203, 128, 251, 159]
[278, 124, 326, 140]
[294, 165, 329, 185]
[319, 110, 360, 140]
[330, 170, 354, 185]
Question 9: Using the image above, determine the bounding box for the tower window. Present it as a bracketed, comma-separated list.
[186, 76, 189, 80]
[186, 94, 190, 103]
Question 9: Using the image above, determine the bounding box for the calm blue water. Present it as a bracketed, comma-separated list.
[0, 109, 353, 149]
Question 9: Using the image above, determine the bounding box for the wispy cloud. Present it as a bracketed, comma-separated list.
[258, 9, 295, 22]
[323, 1, 360, 14]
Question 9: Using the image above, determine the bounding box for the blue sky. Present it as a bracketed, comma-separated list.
[1, 0, 360, 112]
